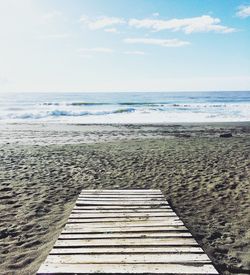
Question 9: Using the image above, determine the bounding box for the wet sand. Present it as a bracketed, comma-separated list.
[0, 123, 250, 275]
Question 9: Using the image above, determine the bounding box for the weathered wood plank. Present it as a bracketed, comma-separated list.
[37, 263, 218, 274]
[80, 192, 163, 196]
[68, 215, 178, 221]
[50, 246, 204, 254]
[72, 209, 172, 213]
[71, 211, 173, 216]
[43, 253, 211, 264]
[77, 198, 166, 202]
[69, 212, 177, 218]
[62, 225, 188, 233]
[77, 197, 166, 204]
[81, 189, 162, 193]
[80, 193, 164, 196]
[54, 238, 198, 247]
[65, 220, 184, 228]
[59, 232, 192, 239]
[67, 217, 180, 223]
[73, 205, 171, 210]
[80, 192, 164, 196]
[76, 201, 168, 206]
[79, 194, 165, 198]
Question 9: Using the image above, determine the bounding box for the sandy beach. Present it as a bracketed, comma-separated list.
[0, 122, 250, 275]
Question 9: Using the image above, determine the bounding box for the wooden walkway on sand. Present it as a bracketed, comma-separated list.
[37, 189, 219, 274]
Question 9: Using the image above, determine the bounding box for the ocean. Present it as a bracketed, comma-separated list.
[0, 91, 250, 124]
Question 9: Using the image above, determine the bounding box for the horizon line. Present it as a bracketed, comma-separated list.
[1, 90, 250, 94]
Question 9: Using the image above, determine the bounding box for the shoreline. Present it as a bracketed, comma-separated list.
[0, 123, 249, 274]
[0, 121, 250, 146]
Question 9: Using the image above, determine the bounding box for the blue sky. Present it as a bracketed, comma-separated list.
[0, 0, 249, 92]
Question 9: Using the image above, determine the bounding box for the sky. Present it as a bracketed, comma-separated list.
[0, 0, 250, 93]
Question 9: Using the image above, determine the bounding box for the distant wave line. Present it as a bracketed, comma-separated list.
[40, 102, 241, 108]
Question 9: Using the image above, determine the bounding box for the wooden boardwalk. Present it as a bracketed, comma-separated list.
[37, 189, 219, 274]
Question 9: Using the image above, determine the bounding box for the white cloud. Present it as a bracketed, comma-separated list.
[80, 16, 125, 30]
[124, 51, 146, 55]
[236, 5, 250, 18]
[124, 38, 190, 47]
[78, 47, 114, 53]
[104, 28, 119, 33]
[79, 14, 235, 34]
[128, 15, 236, 34]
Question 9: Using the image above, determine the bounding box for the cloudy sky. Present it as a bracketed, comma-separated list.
[0, 0, 249, 92]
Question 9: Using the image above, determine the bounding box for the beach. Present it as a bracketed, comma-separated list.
[0, 122, 250, 275]
[1, 0, 250, 272]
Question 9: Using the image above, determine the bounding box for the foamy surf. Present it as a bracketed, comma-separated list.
[0, 91, 250, 123]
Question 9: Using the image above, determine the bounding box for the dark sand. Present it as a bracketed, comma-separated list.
[0, 123, 250, 275]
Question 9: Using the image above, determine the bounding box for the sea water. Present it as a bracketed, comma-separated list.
[0, 91, 250, 124]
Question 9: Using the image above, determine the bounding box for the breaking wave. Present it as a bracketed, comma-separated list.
[3, 108, 136, 120]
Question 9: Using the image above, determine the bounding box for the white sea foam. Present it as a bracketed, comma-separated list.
[0, 92, 250, 123]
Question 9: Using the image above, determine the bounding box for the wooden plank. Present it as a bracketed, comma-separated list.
[77, 199, 166, 202]
[76, 201, 168, 206]
[67, 217, 180, 223]
[68, 218, 180, 223]
[79, 192, 164, 195]
[80, 193, 164, 196]
[65, 220, 184, 228]
[78, 197, 166, 201]
[73, 205, 171, 210]
[54, 238, 198, 247]
[79, 194, 165, 197]
[68, 219, 177, 223]
[37, 263, 218, 274]
[69, 212, 177, 218]
[43, 253, 211, 264]
[76, 199, 167, 204]
[50, 246, 204, 254]
[79, 194, 165, 198]
[62, 225, 188, 234]
[59, 232, 193, 239]
[81, 189, 162, 193]
[71, 209, 173, 213]
[80, 192, 163, 195]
